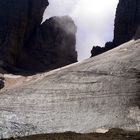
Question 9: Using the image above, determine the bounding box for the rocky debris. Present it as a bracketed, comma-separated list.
[0, 0, 77, 73]
[0, 39, 140, 139]
[2, 129, 140, 140]
[91, 0, 140, 57]
[17, 16, 77, 72]
[0, 74, 4, 89]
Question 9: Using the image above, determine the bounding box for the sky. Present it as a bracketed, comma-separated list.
[43, 0, 119, 61]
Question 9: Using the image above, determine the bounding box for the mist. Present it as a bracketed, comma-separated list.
[43, 0, 119, 61]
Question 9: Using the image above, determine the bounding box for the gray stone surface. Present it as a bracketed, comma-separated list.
[0, 39, 140, 138]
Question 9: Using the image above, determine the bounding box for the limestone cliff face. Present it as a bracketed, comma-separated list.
[39, 16, 77, 70]
[0, 0, 77, 73]
[17, 16, 77, 72]
[91, 0, 140, 57]
[113, 0, 140, 46]
[0, 0, 48, 65]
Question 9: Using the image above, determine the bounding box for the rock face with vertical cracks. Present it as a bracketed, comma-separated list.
[0, 0, 77, 73]
[0, 39, 140, 139]
[0, 0, 48, 66]
[17, 16, 77, 71]
[113, 0, 140, 46]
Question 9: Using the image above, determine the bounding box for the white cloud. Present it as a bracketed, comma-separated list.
[43, 0, 119, 61]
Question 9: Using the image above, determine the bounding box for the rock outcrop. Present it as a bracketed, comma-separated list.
[0, 0, 77, 73]
[0, 39, 140, 139]
[91, 0, 140, 57]
[0, 0, 48, 66]
[113, 0, 140, 46]
[0, 74, 4, 89]
[91, 42, 114, 57]
[17, 16, 77, 72]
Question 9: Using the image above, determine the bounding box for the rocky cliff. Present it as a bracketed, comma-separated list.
[113, 0, 140, 46]
[0, 0, 48, 65]
[91, 0, 140, 57]
[0, 39, 140, 139]
[0, 0, 77, 73]
[17, 16, 77, 72]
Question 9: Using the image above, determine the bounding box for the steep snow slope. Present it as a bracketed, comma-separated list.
[0, 39, 140, 138]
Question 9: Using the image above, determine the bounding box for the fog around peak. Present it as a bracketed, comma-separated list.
[43, 0, 119, 61]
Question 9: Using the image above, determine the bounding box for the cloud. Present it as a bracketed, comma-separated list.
[43, 0, 119, 61]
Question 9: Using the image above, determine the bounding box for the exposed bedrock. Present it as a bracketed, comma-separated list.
[17, 16, 77, 72]
[0, 0, 77, 73]
[113, 0, 140, 46]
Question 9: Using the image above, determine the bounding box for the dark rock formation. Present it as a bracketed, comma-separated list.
[0, 0, 49, 66]
[17, 16, 77, 72]
[91, 0, 140, 57]
[113, 0, 140, 46]
[91, 46, 103, 57]
[91, 42, 114, 57]
[0, 0, 77, 73]
[0, 74, 4, 89]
